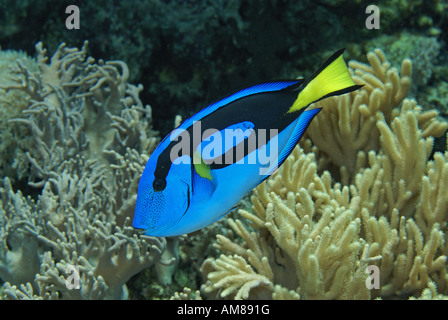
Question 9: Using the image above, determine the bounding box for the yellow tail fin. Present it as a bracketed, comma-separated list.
[288, 49, 360, 113]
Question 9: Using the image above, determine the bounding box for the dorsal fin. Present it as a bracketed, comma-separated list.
[170, 80, 303, 142]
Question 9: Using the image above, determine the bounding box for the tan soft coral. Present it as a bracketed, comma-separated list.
[201, 49, 448, 300]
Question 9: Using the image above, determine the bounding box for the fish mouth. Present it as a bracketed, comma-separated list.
[132, 189, 162, 231]
[133, 181, 191, 237]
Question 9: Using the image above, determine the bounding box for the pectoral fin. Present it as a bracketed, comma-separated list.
[191, 151, 216, 202]
[193, 150, 212, 180]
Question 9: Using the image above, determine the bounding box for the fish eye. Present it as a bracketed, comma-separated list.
[153, 178, 167, 191]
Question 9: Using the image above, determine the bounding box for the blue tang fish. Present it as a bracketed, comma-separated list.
[133, 49, 361, 237]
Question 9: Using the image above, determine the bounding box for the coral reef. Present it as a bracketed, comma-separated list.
[0, 49, 38, 182]
[4, 41, 157, 187]
[364, 32, 440, 87]
[378, 0, 446, 36]
[0, 43, 168, 299]
[200, 49, 448, 300]
[2, 43, 447, 301]
[1, 1, 447, 302]
[419, 60, 448, 118]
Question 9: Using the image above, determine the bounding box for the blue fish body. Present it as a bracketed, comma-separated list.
[133, 49, 361, 237]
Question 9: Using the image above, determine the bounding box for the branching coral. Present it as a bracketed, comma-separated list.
[0, 149, 171, 300]
[0, 49, 38, 182]
[4, 41, 158, 187]
[0, 43, 165, 299]
[201, 147, 372, 299]
[201, 49, 448, 300]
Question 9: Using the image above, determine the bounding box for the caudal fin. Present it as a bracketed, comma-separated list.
[288, 49, 362, 113]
